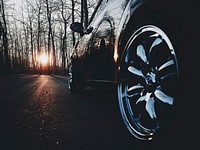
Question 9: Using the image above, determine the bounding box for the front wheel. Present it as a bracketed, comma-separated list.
[118, 24, 179, 140]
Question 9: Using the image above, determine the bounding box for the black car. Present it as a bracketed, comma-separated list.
[68, 0, 199, 144]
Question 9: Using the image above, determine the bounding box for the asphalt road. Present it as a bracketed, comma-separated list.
[0, 74, 197, 150]
[0, 74, 138, 150]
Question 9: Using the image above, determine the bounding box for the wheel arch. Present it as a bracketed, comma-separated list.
[117, 0, 186, 81]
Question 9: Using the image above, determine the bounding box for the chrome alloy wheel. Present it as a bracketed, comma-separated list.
[68, 64, 73, 91]
[118, 25, 179, 140]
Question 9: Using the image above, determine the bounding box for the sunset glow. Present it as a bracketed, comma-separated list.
[39, 53, 48, 65]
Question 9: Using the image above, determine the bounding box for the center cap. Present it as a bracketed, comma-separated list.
[145, 72, 156, 84]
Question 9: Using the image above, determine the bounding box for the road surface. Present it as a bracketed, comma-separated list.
[0, 74, 196, 150]
[0, 74, 141, 150]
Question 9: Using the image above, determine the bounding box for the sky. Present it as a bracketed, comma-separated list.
[8, 0, 22, 11]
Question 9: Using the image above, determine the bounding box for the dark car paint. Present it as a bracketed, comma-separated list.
[71, 0, 199, 83]
[69, 0, 199, 144]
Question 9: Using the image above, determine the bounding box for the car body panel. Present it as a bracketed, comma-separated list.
[69, 0, 199, 142]
[71, 0, 146, 83]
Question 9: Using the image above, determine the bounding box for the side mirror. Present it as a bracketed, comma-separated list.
[70, 22, 83, 33]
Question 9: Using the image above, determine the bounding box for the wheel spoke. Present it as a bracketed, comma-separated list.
[128, 66, 144, 77]
[158, 60, 174, 71]
[136, 95, 146, 104]
[154, 88, 174, 105]
[136, 45, 148, 63]
[127, 84, 143, 98]
[145, 97, 157, 119]
[157, 59, 177, 80]
[136, 92, 157, 119]
[149, 36, 163, 53]
[160, 72, 176, 80]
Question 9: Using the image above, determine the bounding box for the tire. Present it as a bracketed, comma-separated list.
[68, 61, 84, 93]
[117, 23, 179, 141]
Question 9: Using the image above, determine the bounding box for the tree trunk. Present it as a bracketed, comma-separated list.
[71, 0, 76, 46]
[83, 0, 88, 27]
[1, 0, 10, 73]
[37, 0, 42, 74]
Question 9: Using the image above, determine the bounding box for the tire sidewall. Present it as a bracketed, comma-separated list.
[117, 14, 183, 143]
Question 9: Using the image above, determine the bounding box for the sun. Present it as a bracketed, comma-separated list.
[39, 53, 48, 65]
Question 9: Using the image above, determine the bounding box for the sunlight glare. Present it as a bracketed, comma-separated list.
[40, 53, 48, 65]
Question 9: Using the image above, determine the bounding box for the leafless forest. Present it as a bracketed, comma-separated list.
[0, 0, 96, 75]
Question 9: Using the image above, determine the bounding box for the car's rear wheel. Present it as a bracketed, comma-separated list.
[68, 62, 84, 93]
[118, 24, 179, 141]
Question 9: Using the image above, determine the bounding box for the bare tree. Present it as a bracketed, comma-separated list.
[59, 0, 71, 74]
[26, 2, 36, 73]
[36, 0, 43, 73]
[44, 0, 57, 74]
[0, 0, 10, 73]
[0, 0, 97, 74]
[71, 0, 76, 46]
[81, 0, 88, 28]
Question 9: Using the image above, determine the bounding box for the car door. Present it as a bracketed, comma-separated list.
[85, 0, 127, 82]
[87, 19, 115, 81]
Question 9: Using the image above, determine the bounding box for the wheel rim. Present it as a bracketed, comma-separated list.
[118, 25, 179, 140]
[68, 64, 73, 90]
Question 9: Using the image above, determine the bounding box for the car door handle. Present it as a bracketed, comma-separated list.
[85, 26, 93, 34]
